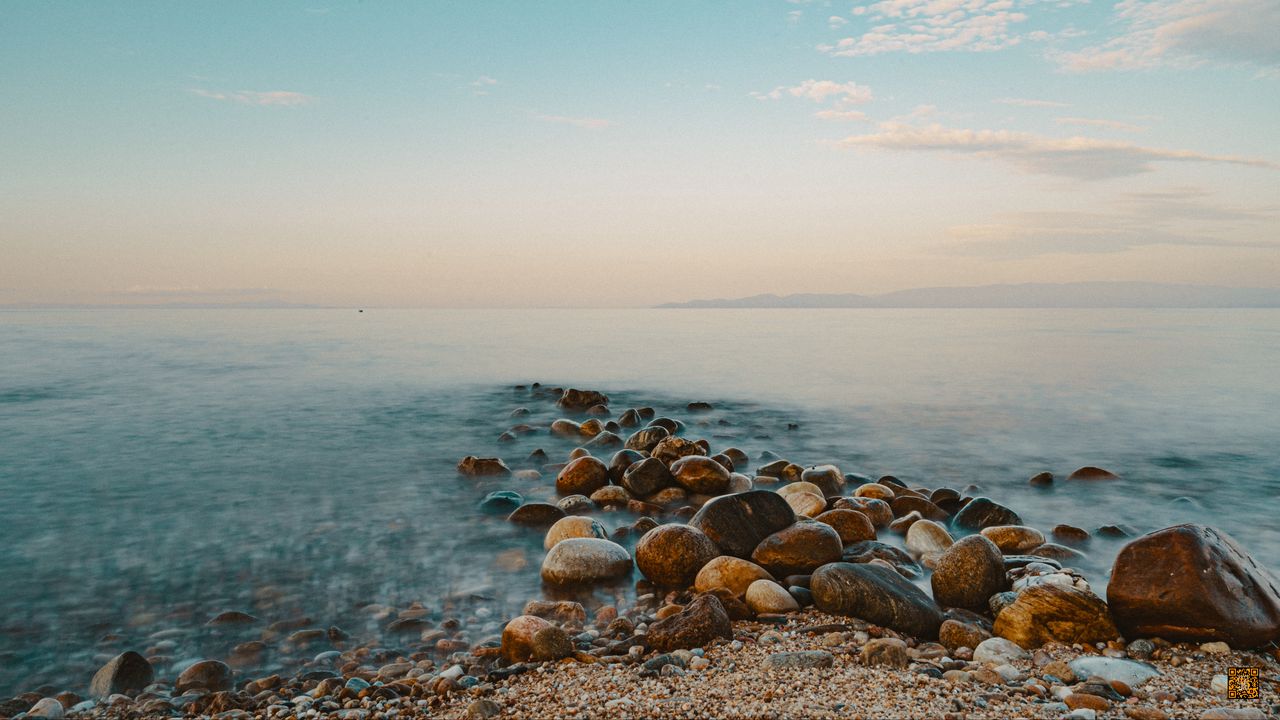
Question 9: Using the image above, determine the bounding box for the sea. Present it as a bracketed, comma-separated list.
[2, 308, 1278, 696]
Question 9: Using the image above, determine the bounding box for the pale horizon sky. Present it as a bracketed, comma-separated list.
[3, 1, 1278, 308]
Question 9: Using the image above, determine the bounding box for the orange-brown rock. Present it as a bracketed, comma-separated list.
[555, 456, 609, 496]
[694, 556, 774, 597]
[751, 522, 843, 577]
[1107, 524, 1280, 648]
[993, 583, 1119, 649]
[651, 436, 705, 467]
[669, 455, 731, 495]
[635, 524, 720, 588]
[815, 509, 876, 544]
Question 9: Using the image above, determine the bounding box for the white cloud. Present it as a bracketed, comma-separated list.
[534, 114, 614, 130]
[822, 0, 1088, 56]
[838, 121, 1275, 179]
[829, 15, 850, 28]
[751, 79, 874, 105]
[814, 109, 870, 121]
[1053, 0, 1280, 72]
[1055, 116, 1148, 132]
[190, 89, 313, 106]
[472, 76, 498, 87]
[994, 97, 1069, 108]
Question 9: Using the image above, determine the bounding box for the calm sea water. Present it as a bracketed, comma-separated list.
[2, 308, 1278, 696]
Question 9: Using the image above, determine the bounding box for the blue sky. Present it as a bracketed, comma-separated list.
[2, 0, 1277, 306]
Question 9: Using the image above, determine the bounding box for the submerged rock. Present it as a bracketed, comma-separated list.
[621, 457, 674, 497]
[689, 491, 795, 558]
[651, 436, 705, 467]
[1067, 466, 1120, 481]
[811, 562, 944, 639]
[1107, 524, 1280, 648]
[624, 426, 669, 453]
[557, 388, 609, 411]
[555, 456, 609, 496]
[507, 502, 566, 527]
[980, 525, 1045, 554]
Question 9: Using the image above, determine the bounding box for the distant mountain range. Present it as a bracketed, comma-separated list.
[657, 282, 1280, 309]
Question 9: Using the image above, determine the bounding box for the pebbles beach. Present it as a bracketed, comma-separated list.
[4, 384, 1278, 719]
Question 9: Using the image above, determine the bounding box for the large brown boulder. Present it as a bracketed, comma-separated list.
[815, 509, 876, 545]
[811, 562, 943, 639]
[646, 594, 733, 651]
[951, 497, 1021, 532]
[651, 436, 704, 466]
[624, 426, 669, 453]
[689, 491, 795, 558]
[635, 524, 720, 588]
[621, 457, 673, 497]
[994, 584, 1119, 649]
[557, 388, 609, 411]
[694, 556, 774, 598]
[669, 456, 731, 495]
[540, 538, 633, 585]
[931, 535, 1007, 611]
[751, 522, 843, 577]
[1107, 524, 1280, 648]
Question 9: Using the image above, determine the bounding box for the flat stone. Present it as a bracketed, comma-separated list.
[994, 583, 1119, 649]
[1068, 657, 1161, 688]
[811, 562, 944, 639]
[763, 650, 835, 670]
[540, 538, 632, 585]
[688, 491, 795, 558]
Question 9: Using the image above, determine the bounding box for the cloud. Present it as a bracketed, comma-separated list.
[994, 97, 1069, 108]
[190, 89, 313, 106]
[829, 15, 849, 29]
[751, 79, 873, 105]
[814, 109, 870, 121]
[1053, 0, 1280, 72]
[1055, 116, 1147, 132]
[534, 114, 614, 130]
[472, 76, 498, 87]
[942, 186, 1279, 256]
[837, 121, 1275, 179]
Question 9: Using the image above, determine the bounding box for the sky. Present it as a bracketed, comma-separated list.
[2, 0, 1278, 307]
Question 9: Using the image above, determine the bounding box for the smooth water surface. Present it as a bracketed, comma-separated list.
[2, 308, 1278, 695]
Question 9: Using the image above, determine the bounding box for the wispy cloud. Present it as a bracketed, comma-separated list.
[1053, 0, 1280, 72]
[190, 89, 313, 107]
[994, 97, 1069, 108]
[814, 109, 870, 121]
[472, 75, 498, 87]
[1055, 116, 1147, 132]
[751, 79, 873, 105]
[942, 186, 1278, 256]
[534, 114, 614, 130]
[838, 121, 1276, 179]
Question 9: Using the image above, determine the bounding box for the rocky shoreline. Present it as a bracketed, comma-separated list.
[4, 385, 1278, 719]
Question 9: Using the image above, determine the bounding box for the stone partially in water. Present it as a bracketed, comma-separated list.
[508, 502, 566, 528]
[751, 522, 843, 577]
[175, 660, 232, 693]
[785, 491, 827, 518]
[841, 540, 920, 577]
[834, 497, 893, 528]
[646, 594, 733, 652]
[1067, 466, 1120, 481]
[635, 524, 720, 588]
[557, 388, 609, 411]
[905, 519, 953, 558]
[689, 491, 795, 558]
[478, 490, 523, 513]
[540, 538, 632, 585]
[456, 456, 511, 477]
[89, 651, 154, 698]
[555, 456, 609, 496]
[993, 584, 1119, 649]
[544, 515, 607, 549]
[815, 509, 876, 544]
[980, 525, 1045, 554]
[891, 496, 950, 522]
[590, 485, 631, 509]
[800, 465, 845, 497]
[1107, 524, 1280, 648]
[811, 562, 944, 639]
[669, 455, 731, 495]
[621, 457, 673, 497]
[694, 556, 774, 598]
[624, 426, 669, 453]
[652, 436, 706, 467]
[931, 535, 1007, 612]
[952, 497, 1022, 532]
